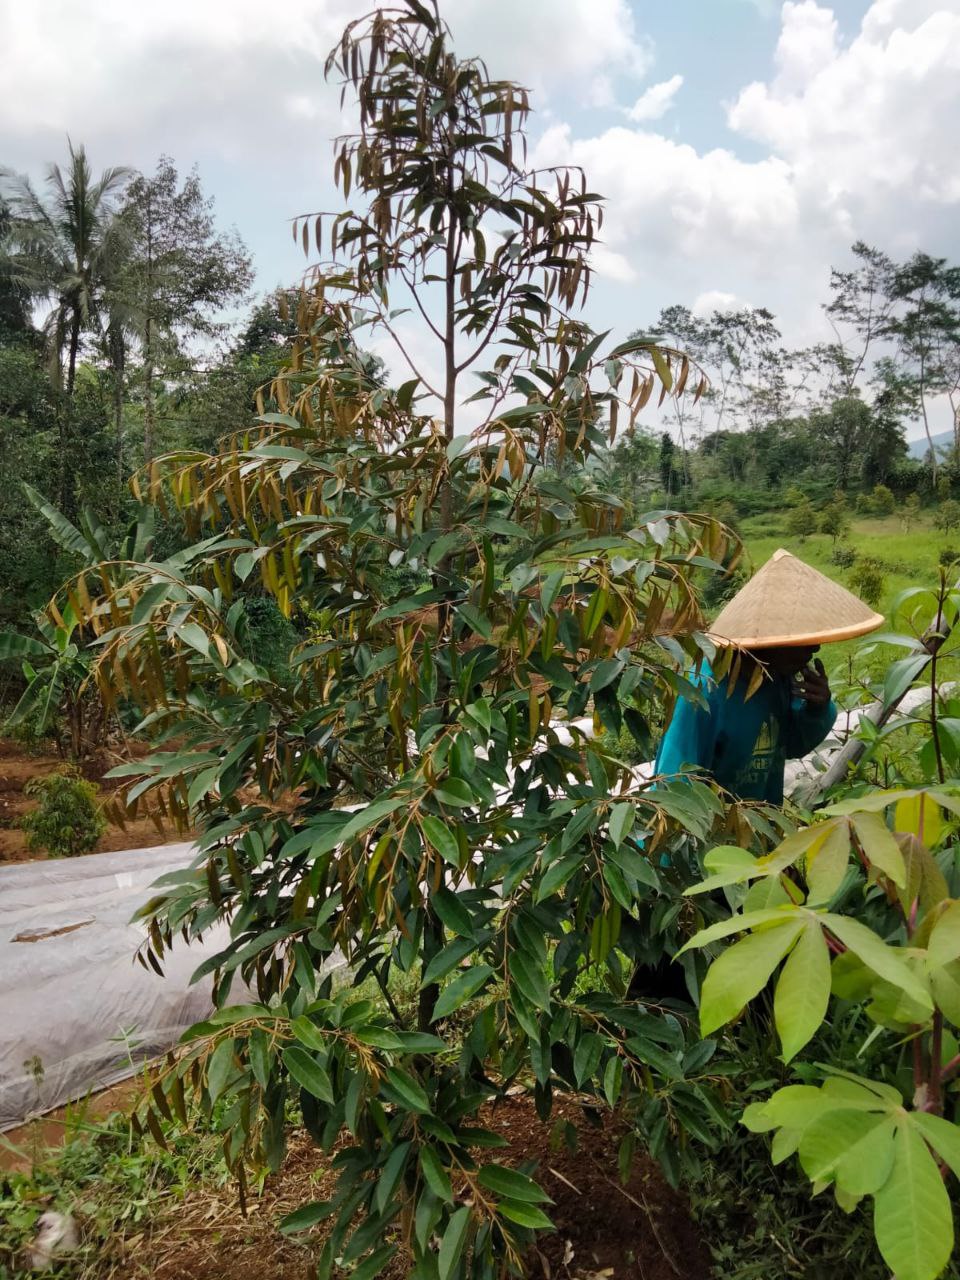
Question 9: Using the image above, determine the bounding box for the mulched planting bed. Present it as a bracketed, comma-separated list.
[101, 1096, 707, 1280]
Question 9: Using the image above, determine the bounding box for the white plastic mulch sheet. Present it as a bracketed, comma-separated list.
[0, 842, 234, 1131]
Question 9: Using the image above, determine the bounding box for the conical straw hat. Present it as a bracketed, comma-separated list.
[709, 549, 884, 648]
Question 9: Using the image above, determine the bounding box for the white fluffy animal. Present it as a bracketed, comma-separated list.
[27, 1211, 78, 1270]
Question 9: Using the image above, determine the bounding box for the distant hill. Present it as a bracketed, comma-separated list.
[908, 430, 954, 460]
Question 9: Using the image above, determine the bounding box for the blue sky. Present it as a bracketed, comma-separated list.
[2, 0, 958, 438]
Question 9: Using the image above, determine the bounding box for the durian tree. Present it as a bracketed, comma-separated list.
[59, 3, 767, 1274]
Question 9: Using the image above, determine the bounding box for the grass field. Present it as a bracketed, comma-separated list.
[736, 511, 951, 676]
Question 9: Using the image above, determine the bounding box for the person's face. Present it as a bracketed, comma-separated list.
[750, 645, 820, 677]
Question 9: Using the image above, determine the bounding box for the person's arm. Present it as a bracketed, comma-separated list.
[784, 659, 837, 758]
[655, 677, 719, 778]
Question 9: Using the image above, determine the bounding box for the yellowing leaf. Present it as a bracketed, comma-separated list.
[700, 919, 804, 1036]
[853, 812, 906, 888]
[874, 1121, 953, 1280]
[893, 794, 943, 849]
[774, 920, 831, 1062]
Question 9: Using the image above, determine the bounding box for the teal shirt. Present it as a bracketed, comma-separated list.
[654, 663, 837, 804]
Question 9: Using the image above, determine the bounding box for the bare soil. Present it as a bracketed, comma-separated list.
[102, 1097, 708, 1280]
[0, 738, 186, 863]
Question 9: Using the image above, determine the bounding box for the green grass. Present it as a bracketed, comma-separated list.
[737, 512, 951, 675]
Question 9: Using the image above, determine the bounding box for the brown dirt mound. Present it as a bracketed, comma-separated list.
[104, 1097, 707, 1280]
[0, 738, 186, 863]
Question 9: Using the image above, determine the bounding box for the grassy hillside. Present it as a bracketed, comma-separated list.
[736, 512, 950, 675]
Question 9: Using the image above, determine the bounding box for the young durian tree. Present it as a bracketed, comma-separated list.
[61, 2, 750, 1273]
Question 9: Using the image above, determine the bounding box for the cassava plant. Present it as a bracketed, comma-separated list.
[682, 784, 960, 1280]
[55, 3, 751, 1275]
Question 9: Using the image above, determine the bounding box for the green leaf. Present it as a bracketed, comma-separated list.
[350, 1245, 397, 1280]
[774, 920, 832, 1063]
[535, 853, 583, 901]
[290, 1016, 327, 1052]
[573, 1032, 604, 1085]
[852, 812, 906, 888]
[679, 908, 800, 955]
[178, 622, 211, 660]
[422, 936, 483, 986]
[823, 915, 932, 1013]
[456, 602, 493, 640]
[391, 1029, 450, 1049]
[509, 950, 551, 1011]
[279, 1200, 333, 1233]
[0, 632, 48, 660]
[874, 1120, 953, 1280]
[603, 1055, 624, 1107]
[431, 887, 476, 938]
[419, 1144, 454, 1202]
[283, 1047, 334, 1103]
[805, 822, 851, 907]
[608, 802, 635, 849]
[913, 1112, 960, 1181]
[375, 1140, 412, 1214]
[206, 1037, 236, 1102]
[927, 900, 960, 968]
[478, 1164, 552, 1204]
[381, 1066, 432, 1114]
[421, 815, 461, 864]
[431, 965, 494, 1020]
[249, 1029, 271, 1091]
[338, 795, 407, 846]
[742, 1085, 825, 1134]
[434, 777, 475, 807]
[497, 1200, 555, 1231]
[685, 845, 761, 895]
[700, 919, 805, 1036]
[799, 1111, 896, 1195]
[438, 1205, 471, 1280]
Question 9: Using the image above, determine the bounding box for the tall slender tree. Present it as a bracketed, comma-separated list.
[0, 142, 130, 511]
[116, 158, 253, 464]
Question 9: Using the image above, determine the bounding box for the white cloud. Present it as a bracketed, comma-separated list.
[531, 2, 960, 345]
[729, 1, 960, 213]
[625, 75, 684, 123]
[692, 290, 752, 318]
[532, 123, 798, 261]
[444, 0, 652, 107]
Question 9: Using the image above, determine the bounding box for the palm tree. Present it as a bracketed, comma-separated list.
[0, 141, 131, 509]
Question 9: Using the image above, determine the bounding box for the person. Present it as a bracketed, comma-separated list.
[654, 548, 884, 803]
[626, 550, 884, 1004]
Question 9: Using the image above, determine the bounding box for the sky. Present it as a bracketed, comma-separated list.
[2, 0, 959, 439]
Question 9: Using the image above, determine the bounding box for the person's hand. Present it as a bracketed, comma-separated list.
[798, 658, 831, 707]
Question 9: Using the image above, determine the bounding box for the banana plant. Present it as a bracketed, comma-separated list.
[0, 487, 158, 757]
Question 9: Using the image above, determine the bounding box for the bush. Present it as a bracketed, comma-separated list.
[820, 494, 850, 544]
[785, 498, 817, 540]
[830, 543, 857, 569]
[900, 491, 921, 529]
[934, 499, 960, 536]
[702, 565, 748, 610]
[871, 483, 895, 516]
[21, 770, 107, 857]
[848, 555, 885, 607]
[940, 548, 960, 568]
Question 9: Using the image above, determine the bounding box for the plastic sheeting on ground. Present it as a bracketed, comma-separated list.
[0, 842, 232, 1130]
